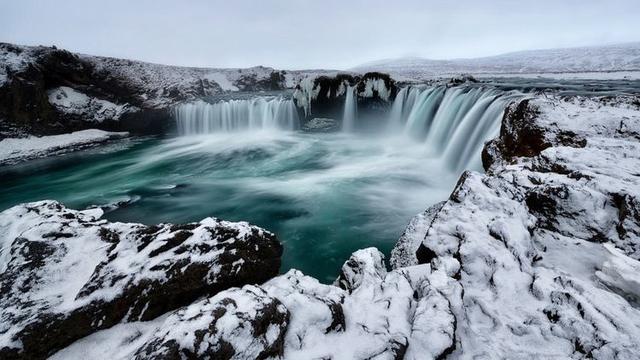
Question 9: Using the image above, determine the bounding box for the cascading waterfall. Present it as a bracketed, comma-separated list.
[175, 97, 299, 135]
[389, 85, 522, 171]
[174, 86, 519, 172]
[342, 86, 357, 132]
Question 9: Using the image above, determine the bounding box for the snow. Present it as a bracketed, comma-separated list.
[82, 54, 325, 108]
[292, 76, 320, 117]
[203, 72, 239, 91]
[47, 86, 135, 122]
[353, 42, 640, 80]
[0, 129, 128, 165]
[359, 78, 391, 100]
[0, 43, 32, 86]
[49, 316, 167, 360]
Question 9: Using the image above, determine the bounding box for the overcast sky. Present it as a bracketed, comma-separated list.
[1, 0, 639, 69]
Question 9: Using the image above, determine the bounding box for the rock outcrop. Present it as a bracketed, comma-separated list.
[292, 72, 398, 129]
[391, 95, 640, 358]
[0, 201, 282, 359]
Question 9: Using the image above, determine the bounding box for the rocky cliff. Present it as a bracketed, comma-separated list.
[292, 72, 398, 129]
[0, 43, 327, 139]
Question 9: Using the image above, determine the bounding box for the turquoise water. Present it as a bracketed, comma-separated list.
[0, 131, 460, 282]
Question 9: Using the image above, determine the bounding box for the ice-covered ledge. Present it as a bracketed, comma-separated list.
[0, 129, 128, 165]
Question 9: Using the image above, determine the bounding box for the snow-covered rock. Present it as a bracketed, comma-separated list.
[292, 72, 397, 126]
[0, 201, 282, 359]
[392, 95, 640, 358]
[133, 285, 289, 359]
[0, 129, 128, 165]
[47, 86, 136, 122]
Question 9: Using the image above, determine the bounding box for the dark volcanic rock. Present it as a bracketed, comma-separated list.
[292, 72, 397, 129]
[0, 43, 173, 137]
[0, 200, 282, 360]
[482, 99, 587, 171]
[482, 99, 548, 169]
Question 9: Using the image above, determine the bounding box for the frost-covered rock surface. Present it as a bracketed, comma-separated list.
[0, 129, 128, 165]
[0, 201, 282, 359]
[51, 248, 447, 360]
[133, 285, 289, 359]
[47, 86, 136, 122]
[391, 95, 640, 358]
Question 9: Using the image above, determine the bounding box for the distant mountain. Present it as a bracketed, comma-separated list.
[352, 43, 640, 79]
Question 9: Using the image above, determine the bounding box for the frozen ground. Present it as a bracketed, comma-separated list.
[354, 42, 640, 81]
[0, 129, 128, 165]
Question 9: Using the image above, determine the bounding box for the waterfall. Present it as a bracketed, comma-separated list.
[342, 86, 357, 132]
[389, 85, 522, 171]
[175, 97, 299, 135]
[174, 87, 519, 173]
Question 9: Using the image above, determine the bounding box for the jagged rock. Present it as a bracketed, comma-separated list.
[260, 248, 455, 359]
[335, 248, 387, 292]
[0, 43, 170, 137]
[0, 201, 282, 359]
[390, 201, 444, 268]
[133, 285, 289, 360]
[262, 249, 442, 360]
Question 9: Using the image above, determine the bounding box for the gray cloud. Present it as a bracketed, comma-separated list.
[1, 0, 639, 69]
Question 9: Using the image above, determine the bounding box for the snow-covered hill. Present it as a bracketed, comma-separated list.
[353, 42, 640, 80]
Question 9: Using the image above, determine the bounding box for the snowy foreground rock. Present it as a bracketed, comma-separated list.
[391, 96, 640, 358]
[2, 95, 640, 359]
[0, 201, 282, 359]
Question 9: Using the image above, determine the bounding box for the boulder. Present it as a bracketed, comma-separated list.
[0, 201, 282, 359]
[133, 286, 289, 360]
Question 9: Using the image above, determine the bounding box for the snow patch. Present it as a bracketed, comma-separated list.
[0, 129, 128, 165]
